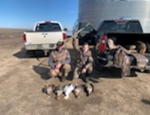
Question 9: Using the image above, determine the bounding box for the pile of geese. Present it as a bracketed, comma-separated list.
[42, 83, 94, 100]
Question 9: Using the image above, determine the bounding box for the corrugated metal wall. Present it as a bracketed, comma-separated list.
[78, 0, 150, 33]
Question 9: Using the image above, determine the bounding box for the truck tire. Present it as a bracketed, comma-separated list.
[92, 47, 103, 71]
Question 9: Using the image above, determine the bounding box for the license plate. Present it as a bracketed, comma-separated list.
[37, 44, 42, 48]
[42, 44, 50, 49]
[37, 44, 54, 49]
[49, 44, 54, 47]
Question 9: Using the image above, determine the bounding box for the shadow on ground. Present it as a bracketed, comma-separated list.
[33, 65, 50, 80]
[13, 47, 48, 59]
[141, 99, 150, 105]
[33, 64, 74, 81]
[13, 47, 29, 58]
[93, 67, 122, 79]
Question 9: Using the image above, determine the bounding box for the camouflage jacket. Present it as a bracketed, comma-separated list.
[114, 46, 147, 69]
[131, 53, 147, 69]
[72, 39, 94, 68]
[48, 49, 71, 69]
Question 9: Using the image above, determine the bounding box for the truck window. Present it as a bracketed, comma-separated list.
[98, 21, 116, 32]
[98, 20, 143, 33]
[126, 21, 142, 32]
[35, 23, 61, 32]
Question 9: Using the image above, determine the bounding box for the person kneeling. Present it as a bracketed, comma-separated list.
[48, 41, 71, 82]
[72, 37, 94, 83]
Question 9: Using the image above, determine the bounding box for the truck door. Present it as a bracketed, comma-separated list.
[77, 22, 97, 45]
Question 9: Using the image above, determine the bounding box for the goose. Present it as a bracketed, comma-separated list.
[54, 86, 64, 100]
[84, 83, 94, 96]
[53, 85, 64, 100]
[42, 84, 55, 96]
[63, 83, 75, 100]
[73, 84, 84, 98]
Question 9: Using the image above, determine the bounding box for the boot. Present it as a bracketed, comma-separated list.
[61, 77, 66, 82]
[84, 73, 91, 83]
[85, 77, 90, 83]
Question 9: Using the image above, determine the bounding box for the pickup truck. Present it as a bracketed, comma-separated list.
[77, 18, 150, 74]
[23, 21, 67, 56]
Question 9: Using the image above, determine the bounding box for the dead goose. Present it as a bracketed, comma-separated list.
[84, 83, 94, 96]
[42, 84, 55, 96]
[63, 83, 75, 100]
[73, 84, 84, 98]
[53, 85, 64, 100]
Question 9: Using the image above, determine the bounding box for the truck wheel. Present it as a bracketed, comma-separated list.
[92, 47, 103, 71]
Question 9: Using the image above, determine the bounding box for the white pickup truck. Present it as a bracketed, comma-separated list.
[23, 21, 67, 56]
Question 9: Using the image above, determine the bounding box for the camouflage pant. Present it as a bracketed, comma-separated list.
[49, 64, 71, 78]
[114, 48, 131, 77]
[121, 55, 131, 77]
[73, 66, 93, 79]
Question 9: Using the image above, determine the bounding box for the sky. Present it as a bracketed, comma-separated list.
[0, 0, 78, 30]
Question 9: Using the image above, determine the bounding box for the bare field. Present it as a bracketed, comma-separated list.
[0, 29, 150, 115]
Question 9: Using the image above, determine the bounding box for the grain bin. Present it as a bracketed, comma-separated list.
[78, 0, 150, 33]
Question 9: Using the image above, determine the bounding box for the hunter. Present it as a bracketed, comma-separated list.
[48, 41, 71, 82]
[72, 35, 94, 82]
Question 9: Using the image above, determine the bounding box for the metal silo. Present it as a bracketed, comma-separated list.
[78, 0, 150, 33]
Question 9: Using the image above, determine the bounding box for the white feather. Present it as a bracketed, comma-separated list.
[63, 84, 75, 99]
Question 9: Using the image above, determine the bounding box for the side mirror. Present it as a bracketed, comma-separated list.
[64, 28, 68, 31]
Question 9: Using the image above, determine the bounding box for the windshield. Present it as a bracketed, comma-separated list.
[98, 20, 143, 33]
[35, 23, 61, 32]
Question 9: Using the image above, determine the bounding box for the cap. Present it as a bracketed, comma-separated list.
[56, 41, 64, 47]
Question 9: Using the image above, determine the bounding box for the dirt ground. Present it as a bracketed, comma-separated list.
[0, 29, 150, 115]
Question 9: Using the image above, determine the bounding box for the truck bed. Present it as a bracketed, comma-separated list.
[107, 32, 150, 52]
[107, 33, 150, 46]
